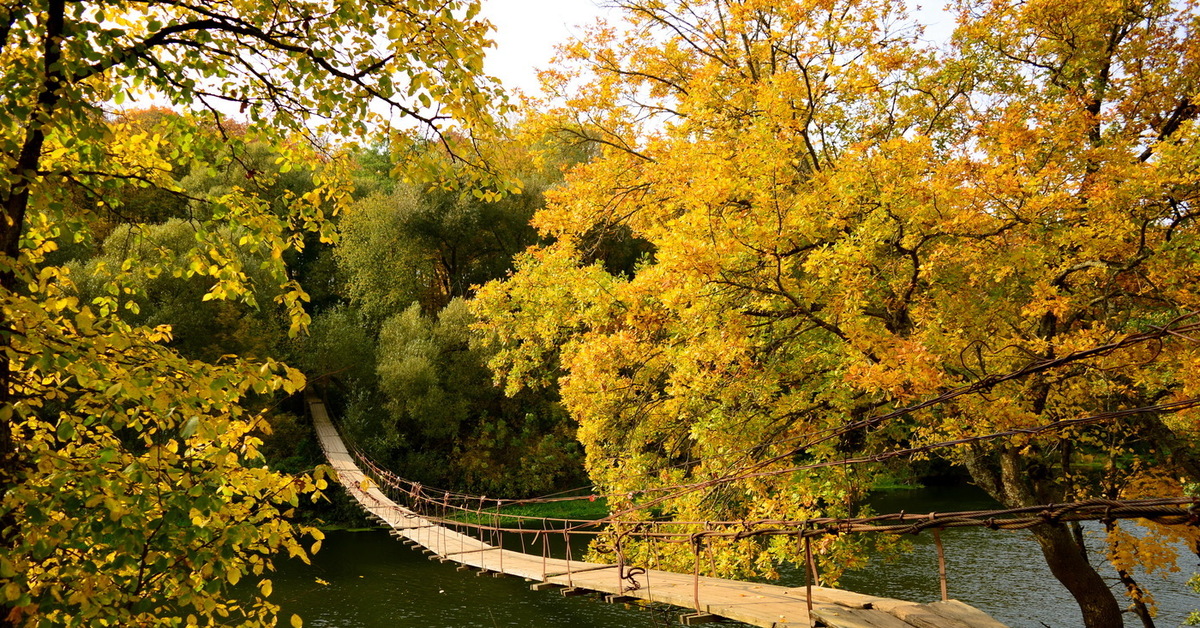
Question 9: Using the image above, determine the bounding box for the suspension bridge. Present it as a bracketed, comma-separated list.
[308, 390, 1200, 627]
[310, 392, 1008, 627]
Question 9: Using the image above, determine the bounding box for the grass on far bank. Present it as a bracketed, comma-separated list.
[869, 480, 922, 492]
[449, 496, 610, 527]
[449, 476, 927, 526]
[342, 476, 949, 531]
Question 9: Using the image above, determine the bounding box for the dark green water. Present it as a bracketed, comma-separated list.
[273, 486, 1198, 627]
[269, 529, 684, 627]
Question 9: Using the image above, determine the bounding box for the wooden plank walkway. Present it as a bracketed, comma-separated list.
[309, 393, 1010, 628]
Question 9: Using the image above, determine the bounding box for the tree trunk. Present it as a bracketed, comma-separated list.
[0, 0, 63, 476]
[1030, 522, 1124, 628]
[964, 444, 1124, 628]
[0, 2, 65, 626]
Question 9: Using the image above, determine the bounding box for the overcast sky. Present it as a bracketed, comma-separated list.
[476, 0, 613, 95]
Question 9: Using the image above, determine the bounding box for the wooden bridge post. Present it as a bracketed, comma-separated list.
[439, 495, 446, 560]
[692, 534, 702, 612]
[804, 534, 816, 628]
[679, 533, 722, 625]
[933, 528, 948, 602]
[563, 529, 574, 589]
[541, 531, 549, 581]
[614, 525, 623, 595]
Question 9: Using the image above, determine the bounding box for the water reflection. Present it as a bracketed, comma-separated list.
[271, 528, 714, 627]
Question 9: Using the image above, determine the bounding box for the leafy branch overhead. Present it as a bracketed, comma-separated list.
[2, 0, 501, 133]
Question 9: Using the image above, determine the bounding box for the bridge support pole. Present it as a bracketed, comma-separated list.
[933, 529, 949, 602]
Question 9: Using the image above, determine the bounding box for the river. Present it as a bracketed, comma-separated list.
[271, 486, 1197, 627]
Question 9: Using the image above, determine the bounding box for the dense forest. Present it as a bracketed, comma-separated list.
[1, 0, 1199, 627]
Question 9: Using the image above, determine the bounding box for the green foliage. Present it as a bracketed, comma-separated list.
[309, 133, 590, 500]
[347, 145, 398, 200]
[0, 0, 506, 625]
[359, 299, 584, 497]
[71, 220, 288, 362]
[1, 264, 325, 626]
[291, 306, 377, 392]
[180, 139, 317, 220]
[335, 187, 440, 324]
[378, 300, 482, 440]
[336, 171, 542, 324]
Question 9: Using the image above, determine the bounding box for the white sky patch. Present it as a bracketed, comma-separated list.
[477, 0, 613, 96]
[912, 1, 956, 46]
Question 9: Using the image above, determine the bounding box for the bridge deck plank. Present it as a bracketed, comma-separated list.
[309, 394, 1007, 628]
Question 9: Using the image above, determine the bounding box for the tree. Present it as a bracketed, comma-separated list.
[366, 299, 583, 495]
[0, 0, 505, 624]
[335, 142, 546, 323]
[321, 132, 588, 496]
[472, 0, 1200, 625]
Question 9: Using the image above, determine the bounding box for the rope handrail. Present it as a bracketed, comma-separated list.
[345, 401, 1200, 537]
[349, 444, 1200, 541]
